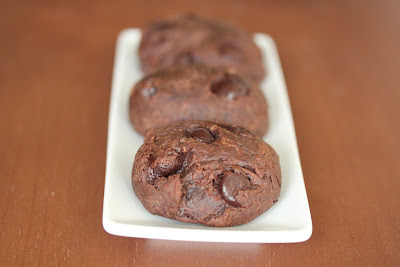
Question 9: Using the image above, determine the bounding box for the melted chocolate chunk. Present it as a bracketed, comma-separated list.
[211, 74, 249, 100]
[188, 127, 215, 143]
[219, 172, 251, 207]
[146, 152, 185, 184]
[154, 153, 184, 178]
[141, 81, 157, 98]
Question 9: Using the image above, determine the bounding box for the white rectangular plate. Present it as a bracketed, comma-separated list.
[103, 29, 312, 243]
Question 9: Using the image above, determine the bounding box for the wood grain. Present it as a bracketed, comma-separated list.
[1, 0, 399, 266]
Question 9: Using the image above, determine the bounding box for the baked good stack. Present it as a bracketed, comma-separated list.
[128, 14, 282, 227]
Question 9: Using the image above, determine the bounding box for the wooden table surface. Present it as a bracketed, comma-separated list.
[1, 0, 399, 266]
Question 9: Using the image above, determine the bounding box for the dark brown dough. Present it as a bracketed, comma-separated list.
[139, 14, 265, 83]
[129, 65, 268, 137]
[131, 121, 281, 227]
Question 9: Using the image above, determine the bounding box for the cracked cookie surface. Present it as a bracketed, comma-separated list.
[131, 121, 281, 227]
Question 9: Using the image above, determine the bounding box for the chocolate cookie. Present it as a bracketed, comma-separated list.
[129, 65, 268, 137]
[131, 121, 281, 227]
[139, 14, 265, 83]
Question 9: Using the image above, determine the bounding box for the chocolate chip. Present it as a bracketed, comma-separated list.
[219, 172, 251, 207]
[146, 152, 185, 184]
[141, 81, 157, 98]
[211, 74, 249, 100]
[188, 127, 215, 143]
[154, 153, 185, 178]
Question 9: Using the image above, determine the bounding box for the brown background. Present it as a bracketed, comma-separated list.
[1, 0, 400, 266]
